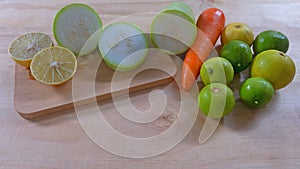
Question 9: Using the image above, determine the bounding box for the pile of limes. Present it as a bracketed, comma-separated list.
[198, 22, 296, 118]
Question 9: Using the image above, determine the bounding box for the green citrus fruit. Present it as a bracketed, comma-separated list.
[240, 77, 274, 108]
[200, 57, 234, 85]
[198, 83, 235, 118]
[220, 40, 253, 73]
[253, 30, 289, 55]
[251, 50, 295, 90]
[221, 22, 254, 46]
[53, 3, 102, 56]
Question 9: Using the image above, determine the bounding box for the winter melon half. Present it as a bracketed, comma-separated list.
[150, 2, 197, 55]
[98, 23, 149, 72]
[53, 3, 102, 55]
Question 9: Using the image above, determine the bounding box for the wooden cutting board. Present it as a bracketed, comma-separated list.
[14, 49, 177, 119]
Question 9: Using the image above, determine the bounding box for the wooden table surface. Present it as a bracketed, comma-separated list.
[1, 0, 300, 168]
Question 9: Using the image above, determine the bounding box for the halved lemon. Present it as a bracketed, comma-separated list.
[8, 32, 53, 68]
[30, 47, 77, 85]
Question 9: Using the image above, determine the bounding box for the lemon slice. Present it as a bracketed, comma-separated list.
[30, 47, 77, 85]
[8, 32, 53, 68]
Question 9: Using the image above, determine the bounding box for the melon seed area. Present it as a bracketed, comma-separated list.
[64, 17, 94, 47]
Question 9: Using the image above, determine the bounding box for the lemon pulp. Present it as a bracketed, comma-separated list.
[30, 47, 77, 85]
[8, 32, 53, 68]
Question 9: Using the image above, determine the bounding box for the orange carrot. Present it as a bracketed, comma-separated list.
[181, 8, 226, 91]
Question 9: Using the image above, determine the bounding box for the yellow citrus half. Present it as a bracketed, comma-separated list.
[8, 32, 53, 68]
[30, 47, 77, 85]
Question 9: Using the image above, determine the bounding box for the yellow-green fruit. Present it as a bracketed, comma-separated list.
[251, 50, 295, 90]
[221, 22, 254, 46]
[198, 83, 235, 118]
[200, 57, 234, 85]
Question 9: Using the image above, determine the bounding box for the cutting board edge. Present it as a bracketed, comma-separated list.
[14, 74, 175, 119]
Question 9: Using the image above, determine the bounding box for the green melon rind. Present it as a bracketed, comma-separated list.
[53, 3, 102, 56]
[98, 22, 149, 72]
[161, 2, 195, 23]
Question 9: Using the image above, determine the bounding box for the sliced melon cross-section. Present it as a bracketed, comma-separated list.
[98, 23, 149, 72]
[150, 2, 197, 55]
[53, 3, 102, 55]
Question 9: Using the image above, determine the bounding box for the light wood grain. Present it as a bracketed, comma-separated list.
[1, 0, 300, 169]
[14, 49, 176, 119]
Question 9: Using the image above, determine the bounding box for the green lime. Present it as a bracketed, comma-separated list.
[200, 57, 234, 85]
[198, 83, 235, 118]
[251, 50, 295, 90]
[220, 40, 253, 73]
[53, 3, 102, 55]
[253, 30, 289, 55]
[240, 77, 274, 108]
[221, 22, 254, 46]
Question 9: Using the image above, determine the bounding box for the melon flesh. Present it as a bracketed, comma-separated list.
[98, 23, 148, 72]
[150, 2, 197, 55]
[53, 3, 102, 55]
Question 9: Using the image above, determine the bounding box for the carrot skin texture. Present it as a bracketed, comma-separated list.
[196, 8, 226, 45]
[181, 8, 226, 91]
